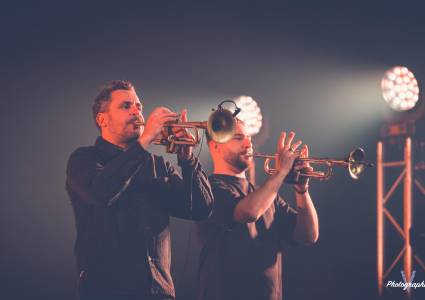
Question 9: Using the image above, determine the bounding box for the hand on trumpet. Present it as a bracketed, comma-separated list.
[138, 107, 179, 149]
[172, 109, 196, 161]
[275, 131, 302, 177]
[275, 131, 312, 191]
[293, 144, 313, 193]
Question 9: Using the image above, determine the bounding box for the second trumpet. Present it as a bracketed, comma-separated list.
[251, 148, 374, 182]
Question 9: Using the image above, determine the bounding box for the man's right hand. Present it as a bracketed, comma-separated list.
[138, 107, 179, 149]
[275, 131, 302, 179]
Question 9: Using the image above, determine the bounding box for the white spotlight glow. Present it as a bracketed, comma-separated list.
[233, 95, 263, 136]
[381, 66, 420, 112]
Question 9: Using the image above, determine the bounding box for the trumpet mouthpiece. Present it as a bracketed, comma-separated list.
[133, 120, 145, 126]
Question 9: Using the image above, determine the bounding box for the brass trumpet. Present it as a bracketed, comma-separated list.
[251, 148, 374, 182]
[135, 101, 240, 153]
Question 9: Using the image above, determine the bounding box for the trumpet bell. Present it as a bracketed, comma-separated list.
[347, 147, 366, 179]
[207, 108, 236, 143]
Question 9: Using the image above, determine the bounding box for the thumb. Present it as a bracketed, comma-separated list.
[181, 108, 188, 122]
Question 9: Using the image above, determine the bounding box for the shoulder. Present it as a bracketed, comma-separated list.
[208, 175, 229, 188]
[68, 146, 96, 160]
[208, 175, 240, 196]
[67, 146, 97, 167]
[70, 146, 95, 156]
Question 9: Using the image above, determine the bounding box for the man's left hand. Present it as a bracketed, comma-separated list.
[293, 144, 311, 194]
[173, 109, 195, 161]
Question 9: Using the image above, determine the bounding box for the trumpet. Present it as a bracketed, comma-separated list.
[135, 101, 240, 153]
[251, 148, 374, 182]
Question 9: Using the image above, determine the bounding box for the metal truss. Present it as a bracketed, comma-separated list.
[377, 137, 425, 297]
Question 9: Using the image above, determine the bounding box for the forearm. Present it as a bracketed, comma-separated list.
[179, 157, 214, 220]
[154, 156, 213, 220]
[233, 172, 285, 223]
[292, 191, 319, 244]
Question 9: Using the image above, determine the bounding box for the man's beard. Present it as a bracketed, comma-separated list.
[123, 119, 143, 142]
[116, 124, 142, 145]
[224, 151, 249, 172]
[125, 133, 139, 143]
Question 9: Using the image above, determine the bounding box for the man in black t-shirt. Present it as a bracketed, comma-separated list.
[197, 120, 319, 300]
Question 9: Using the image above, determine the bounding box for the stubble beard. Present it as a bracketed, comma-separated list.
[224, 151, 249, 173]
[123, 125, 142, 143]
[115, 122, 142, 145]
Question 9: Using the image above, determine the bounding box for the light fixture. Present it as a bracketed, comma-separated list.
[381, 66, 420, 112]
[233, 95, 263, 136]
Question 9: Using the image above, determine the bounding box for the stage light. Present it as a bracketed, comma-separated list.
[233, 95, 263, 136]
[381, 66, 420, 112]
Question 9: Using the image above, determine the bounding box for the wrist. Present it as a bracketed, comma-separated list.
[275, 167, 290, 180]
[138, 135, 152, 149]
[294, 185, 309, 194]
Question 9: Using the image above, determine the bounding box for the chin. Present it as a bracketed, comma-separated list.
[132, 127, 142, 137]
[124, 131, 140, 143]
[240, 156, 252, 165]
[235, 161, 249, 172]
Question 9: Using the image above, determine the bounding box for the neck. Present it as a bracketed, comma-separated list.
[213, 161, 246, 179]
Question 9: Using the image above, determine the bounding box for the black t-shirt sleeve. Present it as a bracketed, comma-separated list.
[208, 180, 242, 231]
[275, 195, 298, 241]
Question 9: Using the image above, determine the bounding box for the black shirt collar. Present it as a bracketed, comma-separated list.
[95, 136, 126, 160]
[210, 173, 248, 182]
[210, 173, 253, 194]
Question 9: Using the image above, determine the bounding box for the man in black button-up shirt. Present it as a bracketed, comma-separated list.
[66, 81, 213, 300]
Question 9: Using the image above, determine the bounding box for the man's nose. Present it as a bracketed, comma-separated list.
[243, 137, 252, 148]
[130, 105, 140, 115]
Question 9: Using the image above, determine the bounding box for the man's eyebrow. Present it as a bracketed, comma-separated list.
[118, 100, 142, 107]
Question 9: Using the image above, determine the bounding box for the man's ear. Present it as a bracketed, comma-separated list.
[96, 112, 108, 128]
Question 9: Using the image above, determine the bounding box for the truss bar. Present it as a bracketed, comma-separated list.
[414, 179, 425, 196]
[403, 138, 412, 288]
[383, 169, 406, 205]
[415, 162, 425, 171]
[414, 255, 425, 272]
[383, 209, 406, 239]
[384, 246, 406, 279]
[383, 161, 406, 167]
[377, 141, 384, 296]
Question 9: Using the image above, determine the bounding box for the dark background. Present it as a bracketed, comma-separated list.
[1, 1, 424, 299]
